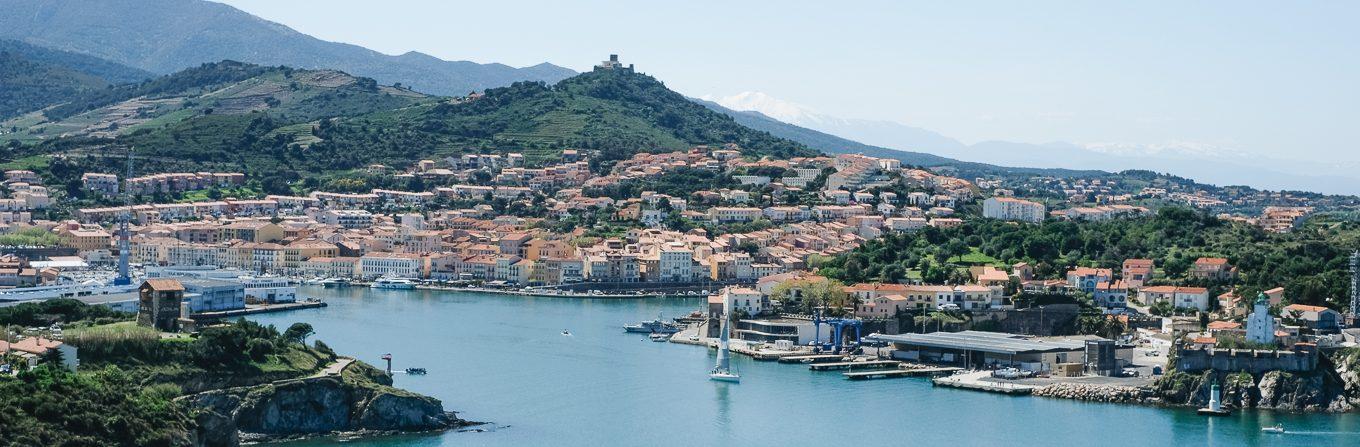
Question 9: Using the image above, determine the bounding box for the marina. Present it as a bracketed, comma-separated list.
[247, 287, 1360, 447]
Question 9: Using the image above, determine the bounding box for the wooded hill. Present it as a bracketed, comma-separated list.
[6, 61, 818, 193]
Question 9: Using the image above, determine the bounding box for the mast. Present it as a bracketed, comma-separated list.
[113, 148, 134, 286]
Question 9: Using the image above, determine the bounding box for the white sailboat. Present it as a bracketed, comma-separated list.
[709, 304, 740, 382]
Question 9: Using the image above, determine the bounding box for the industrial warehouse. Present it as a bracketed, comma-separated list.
[871, 331, 1133, 374]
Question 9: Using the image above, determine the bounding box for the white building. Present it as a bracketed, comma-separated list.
[657, 245, 693, 282]
[359, 253, 423, 279]
[319, 209, 375, 229]
[722, 286, 766, 316]
[982, 197, 1046, 223]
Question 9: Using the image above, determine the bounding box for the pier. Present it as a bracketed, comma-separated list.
[809, 360, 901, 371]
[191, 300, 327, 320]
[844, 366, 962, 380]
[777, 354, 845, 364]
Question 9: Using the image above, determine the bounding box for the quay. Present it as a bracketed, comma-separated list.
[413, 285, 672, 299]
[932, 371, 1036, 395]
[809, 360, 901, 371]
[191, 300, 327, 320]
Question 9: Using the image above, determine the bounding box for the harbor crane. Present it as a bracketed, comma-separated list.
[811, 311, 863, 354]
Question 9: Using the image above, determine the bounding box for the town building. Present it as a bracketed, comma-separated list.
[982, 197, 1046, 223]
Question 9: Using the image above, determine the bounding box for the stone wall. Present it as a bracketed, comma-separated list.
[1176, 347, 1317, 374]
[970, 304, 1080, 336]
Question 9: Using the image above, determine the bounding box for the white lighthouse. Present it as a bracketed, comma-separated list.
[1245, 292, 1276, 345]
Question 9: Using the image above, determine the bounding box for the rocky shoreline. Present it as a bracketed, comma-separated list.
[180, 361, 471, 446]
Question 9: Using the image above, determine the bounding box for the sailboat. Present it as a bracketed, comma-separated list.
[709, 307, 740, 383]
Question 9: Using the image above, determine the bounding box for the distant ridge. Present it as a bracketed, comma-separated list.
[692, 98, 1105, 179]
[0, 0, 577, 96]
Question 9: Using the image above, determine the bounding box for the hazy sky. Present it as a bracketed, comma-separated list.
[218, 0, 1358, 163]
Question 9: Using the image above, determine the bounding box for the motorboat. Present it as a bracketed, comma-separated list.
[371, 277, 417, 290]
[405, 368, 427, 375]
[649, 332, 671, 342]
[1261, 425, 1284, 434]
[320, 277, 349, 288]
[561, 330, 572, 336]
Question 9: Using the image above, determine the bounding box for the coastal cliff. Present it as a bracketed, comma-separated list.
[1149, 348, 1360, 412]
[182, 361, 467, 446]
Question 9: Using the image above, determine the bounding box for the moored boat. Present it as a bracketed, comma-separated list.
[371, 277, 417, 289]
[709, 302, 740, 383]
[623, 312, 681, 334]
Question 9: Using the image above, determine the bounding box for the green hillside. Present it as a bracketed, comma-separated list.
[0, 40, 153, 119]
[7, 63, 817, 192]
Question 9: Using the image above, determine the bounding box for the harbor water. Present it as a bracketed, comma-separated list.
[251, 286, 1360, 446]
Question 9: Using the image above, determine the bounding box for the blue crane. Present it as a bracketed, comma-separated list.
[811, 312, 863, 354]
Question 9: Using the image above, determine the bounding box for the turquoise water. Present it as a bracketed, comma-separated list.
[251, 287, 1360, 446]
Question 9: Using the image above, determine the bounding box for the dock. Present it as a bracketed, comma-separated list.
[778, 354, 845, 364]
[730, 344, 805, 361]
[844, 366, 963, 380]
[191, 300, 327, 320]
[809, 360, 901, 371]
[931, 372, 1036, 395]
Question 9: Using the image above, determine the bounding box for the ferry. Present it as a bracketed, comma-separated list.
[371, 277, 417, 290]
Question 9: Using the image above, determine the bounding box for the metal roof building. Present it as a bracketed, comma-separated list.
[870, 330, 1104, 371]
[871, 330, 1089, 355]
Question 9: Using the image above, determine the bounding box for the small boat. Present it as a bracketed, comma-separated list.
[1261, 425, 1284, 434]
[371, 277, 417, 290]
[405, 367, 427, 375]
[649, 333, 671, 342]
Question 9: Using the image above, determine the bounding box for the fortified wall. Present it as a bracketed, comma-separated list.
[1176, 346, 1318, 373]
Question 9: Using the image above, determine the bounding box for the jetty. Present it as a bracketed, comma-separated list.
[192, 300, 326, 320]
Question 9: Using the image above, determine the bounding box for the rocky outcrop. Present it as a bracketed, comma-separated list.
[180, 361, 466, 446]
[1150, 349, 1360, 412]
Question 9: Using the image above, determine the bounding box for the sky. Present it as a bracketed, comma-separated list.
[218, 0, 1359, 164]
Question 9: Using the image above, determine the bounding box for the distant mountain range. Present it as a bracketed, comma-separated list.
[691, 98, 1104, 180]
[705, 92, 1360, 195]
[0, 0, 577, 96]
